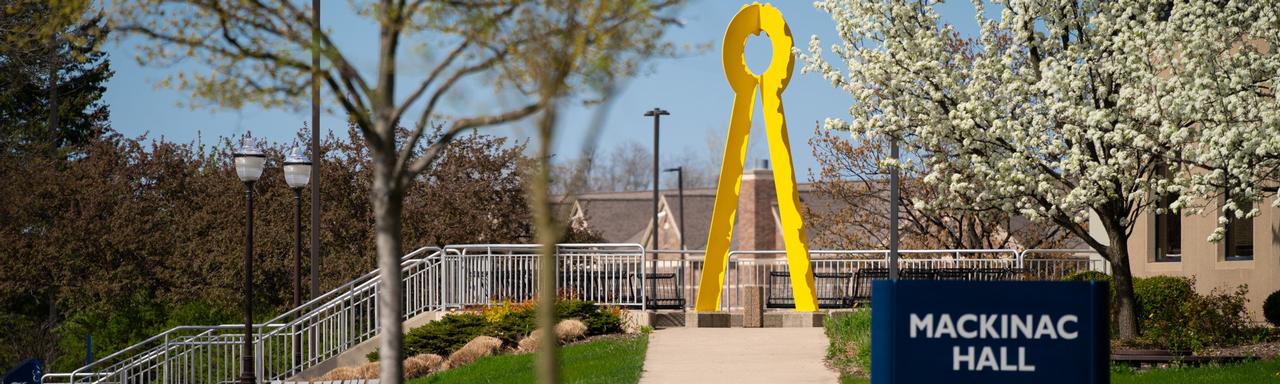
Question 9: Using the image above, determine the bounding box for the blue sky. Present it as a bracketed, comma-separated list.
[104, 1, 984, 180]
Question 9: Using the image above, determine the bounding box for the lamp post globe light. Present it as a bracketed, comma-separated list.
[232, 135, 265, 384]
[283, 146, 311, 366]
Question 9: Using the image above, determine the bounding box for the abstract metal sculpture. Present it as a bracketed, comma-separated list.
[696, 3, 817, 312]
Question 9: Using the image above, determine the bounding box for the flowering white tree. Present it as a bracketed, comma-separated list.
[800, 0, 1279, 341]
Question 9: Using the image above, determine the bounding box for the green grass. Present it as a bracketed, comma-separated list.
[1112, 358, 1280, 383]
[408, 335, 648, 384]
[822, 309, 1280, 383]
[825, 310, 872, 384]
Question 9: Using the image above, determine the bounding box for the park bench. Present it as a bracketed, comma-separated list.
[636, 272, 686, 309]
[765, 271, 855, 309]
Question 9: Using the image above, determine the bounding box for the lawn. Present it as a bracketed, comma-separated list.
[1112, 358, 1280, 383]
[824, 310, 1280, 384]
[408, 335, 648, 384]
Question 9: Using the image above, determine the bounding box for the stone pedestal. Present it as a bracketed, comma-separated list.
[743, 286, 764, 328]
[686, 311, 732, 328]
[763, 311, 826, 328]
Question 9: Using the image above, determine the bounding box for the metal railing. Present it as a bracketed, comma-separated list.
[43, 244, 646, 384]
[45, 245, 1106, 383]
[441, 244, 647, 309]
[646, 248, 1107, 312]
[44, 246, 446, 384]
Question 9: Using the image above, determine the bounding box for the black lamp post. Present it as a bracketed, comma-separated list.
[283, 146, 311, 365]
[232, 135, 266, 384]
[644, 107, 669, 308]
[888, 137, 900, 280]
[283, 147, 312, 309]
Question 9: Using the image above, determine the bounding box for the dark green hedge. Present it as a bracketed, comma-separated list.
[386, 299, 623, 360]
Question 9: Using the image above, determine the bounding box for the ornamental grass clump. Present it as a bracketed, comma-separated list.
[404, 353, 445, 378]
[446, 336, 503, 368]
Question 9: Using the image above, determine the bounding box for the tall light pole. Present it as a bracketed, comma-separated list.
[309, 0, 322, 300]
[644, 107, 669, 308]
[232, 135, 266, 384]
[283, 146, 311, 365]
[888, 137, 900, 280]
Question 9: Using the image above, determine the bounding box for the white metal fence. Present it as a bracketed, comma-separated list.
[45, 245, 1105, 383]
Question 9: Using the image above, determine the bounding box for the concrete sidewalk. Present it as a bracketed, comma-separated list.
[640, 327, 839, 384]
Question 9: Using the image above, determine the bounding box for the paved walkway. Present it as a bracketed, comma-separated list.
[640, 327, 839, 384]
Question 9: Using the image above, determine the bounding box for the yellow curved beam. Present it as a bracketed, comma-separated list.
[696, 2, 817, 312]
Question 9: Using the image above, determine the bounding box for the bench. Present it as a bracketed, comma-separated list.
[766, 271, 855, 309]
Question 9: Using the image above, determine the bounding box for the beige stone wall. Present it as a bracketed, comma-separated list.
[1125, 200, 1279, 321]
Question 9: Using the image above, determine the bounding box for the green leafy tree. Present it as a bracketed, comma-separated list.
[0, 126, 546, 371]
[102, 1, 681, 381]
[0, 0, 110, 154]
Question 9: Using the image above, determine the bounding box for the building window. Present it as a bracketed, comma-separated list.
[1224, 198, 1254, 261]
[1154, 194, 1181, 262]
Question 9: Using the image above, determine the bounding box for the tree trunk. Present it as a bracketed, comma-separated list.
[48, 32, 59, 138]
[532, 109, 560, 384]
[1106, 231, 1138, 342]
[373, 151, 405, 384]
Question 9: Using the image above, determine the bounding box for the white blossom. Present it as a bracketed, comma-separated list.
[800, 0, 1280, 248]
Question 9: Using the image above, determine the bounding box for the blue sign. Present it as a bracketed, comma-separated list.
[3, 358, 41, 384]
[871, 280, 1108, 384]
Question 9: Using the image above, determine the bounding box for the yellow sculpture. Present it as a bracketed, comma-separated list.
[696, 3, 817, 312]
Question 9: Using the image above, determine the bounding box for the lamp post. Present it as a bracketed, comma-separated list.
[232, 135, 266, 384]
[283, 146, 311, 365]
[644, 107, 669, 308]
[283, 147, 311, 309]
[888, 137, 900, 281]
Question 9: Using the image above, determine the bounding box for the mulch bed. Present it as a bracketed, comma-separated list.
[1200, 341, 1280, 360]
[1111, 342, 1280, 367]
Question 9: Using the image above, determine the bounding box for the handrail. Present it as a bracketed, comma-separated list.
[49, 246, 440, 383]
[47, 244, 1100, 383]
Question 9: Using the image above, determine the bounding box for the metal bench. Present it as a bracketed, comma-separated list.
[628, 272, 685, 309]
[935, 267, 973, 280]
[766, 271, 855, 309]
[972, 267, 1011, 281]
[851, 267, 889, 303]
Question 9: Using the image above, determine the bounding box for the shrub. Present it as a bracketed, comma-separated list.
[1264, 290, 1280, 327]
[404, 312, 489, 356]
[487, 304, 537, 348]
[557, 300, 622, 336]
[1130, 276, 1252, 351]
[446, 336, 503, 368]
[1133, 275, 1196, 341]
[357, 362, 379, 379]
[405, 353, 445, 378]
[517, 333, 541, 353]
[396, 299, 625, 360]
[556, 319, 588, 341]
[1064, 271, 1112, 282]
[318, 366, 360, 380]
[1185, 285, 1250, 347]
